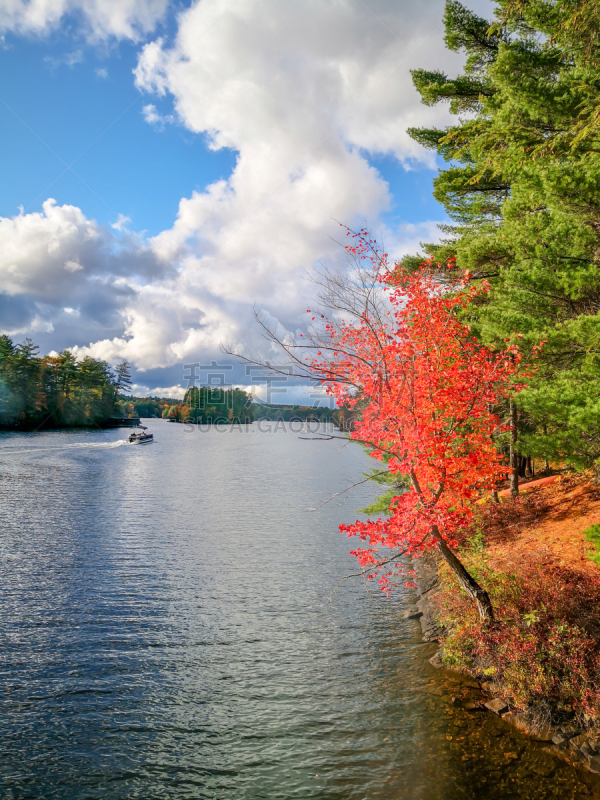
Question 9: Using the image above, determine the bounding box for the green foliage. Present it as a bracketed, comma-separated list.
[252, 403, 340, 425]
[444, 0, 506, 66]
[184, 386, 252, 423]
[119, 395, 180, 418]
[358, 465, 410, 515]
[406, 0, 600, 470]
[0, 335, 124, 428]
[585, 524, 600, 567]
[410, 69, 492, 113]
[249, 402, 335, 423]
[161, 393, 336, 424]
[359, 487, 399, 516]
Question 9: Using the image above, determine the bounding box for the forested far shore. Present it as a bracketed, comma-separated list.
[0, 336, 340, 430]
[0, 335, 132, 429]
[125, 391, 338, 425]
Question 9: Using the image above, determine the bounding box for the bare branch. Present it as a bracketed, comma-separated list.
[307, 469, 391, 511]
[328, 532, 432, 598]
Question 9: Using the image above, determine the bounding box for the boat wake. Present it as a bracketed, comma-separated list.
[0, 439, 129, 457]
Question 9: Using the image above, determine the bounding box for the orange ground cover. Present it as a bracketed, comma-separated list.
[487, 476, 600, 573]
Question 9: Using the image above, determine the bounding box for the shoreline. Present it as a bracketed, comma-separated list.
[413, 553, 600, 777]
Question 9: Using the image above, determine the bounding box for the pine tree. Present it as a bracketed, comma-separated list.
[407, 0, 600, 470]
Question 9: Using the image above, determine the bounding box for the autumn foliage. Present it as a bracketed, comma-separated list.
[439, 493, 600, 721]
[308, 231, 522, 591]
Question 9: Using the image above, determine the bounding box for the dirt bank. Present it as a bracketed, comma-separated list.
[413, 476, 600, 776]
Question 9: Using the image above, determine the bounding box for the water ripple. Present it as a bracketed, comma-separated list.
[0, 422, 595, 798]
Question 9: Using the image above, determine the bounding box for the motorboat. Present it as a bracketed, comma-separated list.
[127, 425, 154, 444]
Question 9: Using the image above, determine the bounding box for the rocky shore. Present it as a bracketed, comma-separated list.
[412, 552, 600, 776]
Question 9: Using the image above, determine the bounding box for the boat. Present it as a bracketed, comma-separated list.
[127, 425, 154, 444]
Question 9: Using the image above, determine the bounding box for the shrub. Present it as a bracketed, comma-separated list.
[438, 545, 600, 724]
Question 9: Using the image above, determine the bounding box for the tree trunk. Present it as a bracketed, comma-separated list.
[432, 526, 494, 623]
[509, 398, 519, 498]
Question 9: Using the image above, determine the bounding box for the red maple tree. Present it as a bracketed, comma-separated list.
[306, 230, 523, 620]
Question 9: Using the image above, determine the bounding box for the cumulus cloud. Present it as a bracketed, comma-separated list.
[129, 382, 185, 399]
[0, 199, 166, 344]
[89, 0, 468, 370]
[0, 0, 169, 42]
[5, 0, 495, 388]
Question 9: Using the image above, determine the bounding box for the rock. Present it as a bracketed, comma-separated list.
[503, 711, 532, 734]
[552, 734, 566, 746]
[502, 711, 554, 741]
[559, 725, 581, 739]
[586, 754, 600, 774]
[413, 552, 446, 642]
[465, 701, 485, 711]
[413, 550, 441, 594]
[484, 698, 509, 715]
[428, 651, 444, 669]
[400, 608, 422, 619]
[569, 733, 590, 751]
[530, 724, 554, 742]
[534, 760, 555, 777]
[481, 681, 495, 692]
[560, 723, 579, 735]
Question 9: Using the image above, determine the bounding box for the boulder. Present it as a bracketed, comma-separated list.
[484, 698, 509, 715]
[428, 651, 444, 669]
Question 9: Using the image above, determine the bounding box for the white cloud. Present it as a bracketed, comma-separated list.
[95, 66, 108, 78]
[111, 213, 132, 231]
[4, 0, 496, 375]
[0, 198, 162, 298]
[64, 259, 84, 272]
[96, 0, 463, 368]
[129, 382, 185, 399]
[0, 0, 169, 42]
[0, 199, 167, 345]
[142, 102, 174, 129]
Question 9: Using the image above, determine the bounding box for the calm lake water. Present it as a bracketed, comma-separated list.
[0, 419, 597, 799]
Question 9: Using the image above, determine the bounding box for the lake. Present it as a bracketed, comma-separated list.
[0, 419, 596, 799]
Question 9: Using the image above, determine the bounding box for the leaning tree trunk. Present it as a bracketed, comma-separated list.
[432, 525, 494, 623]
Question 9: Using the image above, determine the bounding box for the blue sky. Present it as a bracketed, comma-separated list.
[0, 26, 237, 236]
[0, 0, 491, 399]
[0, 33, 445, 237]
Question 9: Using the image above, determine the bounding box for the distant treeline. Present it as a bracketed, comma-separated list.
[118, 396, 180, 419]
[0, 336, 131, 429]
[251, 402, 336, 423]
[124, 389, 339, 424]
[0, 336, 342, 429]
